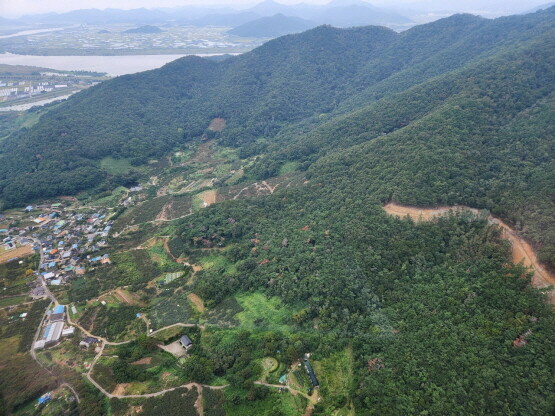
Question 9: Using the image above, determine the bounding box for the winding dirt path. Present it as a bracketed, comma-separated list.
[383, 203, 555, 302]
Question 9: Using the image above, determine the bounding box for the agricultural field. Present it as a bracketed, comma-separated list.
[109, 387, 198, 416]
[0, 299, 55, 414]
[312, 347, 355, 415]
[113, 193, 193, 230]
[224, 386, 307, 416]
[92, 350, 185, 396]
[201, 296, 243, 327]
[147, 239, 183, 273]
[78, 302, 146, 341]
[149, 289, 199, 330]
[0, 25, 263, 56]
[37, 338, 97, 374]
[0, 244, 34, 264]
[89, 186, 130, 208]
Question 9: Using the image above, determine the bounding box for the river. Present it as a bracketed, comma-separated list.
[0, 52, 233, 76]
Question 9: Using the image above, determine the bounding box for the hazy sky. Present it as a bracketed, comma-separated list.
[0, 0, 549, 18]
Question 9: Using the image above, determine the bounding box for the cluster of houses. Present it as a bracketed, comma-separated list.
[30, 205, 112, 286]
[0, 80, 71, 100]
[34, 305, 75, 350]
[2, 202, 114, 288]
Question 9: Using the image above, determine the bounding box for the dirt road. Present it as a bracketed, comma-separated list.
[383, 203, 555, 301]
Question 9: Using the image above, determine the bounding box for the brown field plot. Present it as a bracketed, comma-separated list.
[0, 245, 33, 264]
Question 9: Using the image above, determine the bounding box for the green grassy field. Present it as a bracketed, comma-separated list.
[224, 386, 306, 416]
[0, 295, 29, 307]
[235, 292, 295, 333]
[279, 161, 300, 175]
[100, 157, 133, 174]
[312, 347, 354, 415]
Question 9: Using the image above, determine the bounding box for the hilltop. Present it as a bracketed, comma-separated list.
[123, 25, 164, 34]
[228, 14, 317, 37]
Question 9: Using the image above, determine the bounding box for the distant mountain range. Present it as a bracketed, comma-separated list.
[228, 14, 317, 38]
[525, 2, 555, 13]
[1, 0, 413, 31]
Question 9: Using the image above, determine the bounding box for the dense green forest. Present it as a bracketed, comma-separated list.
[1, 8, 554, 206]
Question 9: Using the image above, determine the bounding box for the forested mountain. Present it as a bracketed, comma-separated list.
[2, 7, 555, 415]
[1, 8, 554, 208]
[228, 14, 317, 38]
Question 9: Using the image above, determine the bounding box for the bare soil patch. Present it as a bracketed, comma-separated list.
[188, 293, 205, 313]
[384, 203, 555, 302]
[156, 201, 173, 221]
[0, 245, 33, 264]
[383, 202, 478, 222]
[131, 357, 152, 365]
[159, 340, 187, 358]
[208, 118, 226, 132]
[112, 383, 131, 396]
[200, 190, 217, 207]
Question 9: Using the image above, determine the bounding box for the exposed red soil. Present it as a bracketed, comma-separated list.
[383, 202, 555, 302]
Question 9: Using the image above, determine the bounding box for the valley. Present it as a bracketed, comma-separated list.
[0, 5, 554, 416]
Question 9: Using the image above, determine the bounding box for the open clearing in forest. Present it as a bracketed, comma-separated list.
[112, 383, 131, 396]
[383, 202, 555, 302]
[0, 245, 33, 264]
[199, 189, 217, 207]
[208, 117, 226, 131]
[114, 288, 140, 306]
[187, 293, 205, 313]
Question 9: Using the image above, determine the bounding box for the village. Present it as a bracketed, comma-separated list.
[0, 201, 117, 348]
[1, 202, 112, 288]
[0, 79, 72, 100]
[0, 68, 107, 110]
[0, 198, 323, 415]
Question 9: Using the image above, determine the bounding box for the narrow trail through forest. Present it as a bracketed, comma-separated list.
[383, 203, 555, 302]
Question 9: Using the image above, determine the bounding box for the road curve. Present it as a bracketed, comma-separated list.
[383, 202, 555, 302]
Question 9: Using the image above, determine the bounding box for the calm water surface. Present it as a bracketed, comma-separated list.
[0, 52, 227, 76]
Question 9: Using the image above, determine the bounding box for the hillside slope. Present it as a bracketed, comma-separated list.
[1, 8, 554, 207]
[228, 14, 317, 37]
[3, 8, 555, 415]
